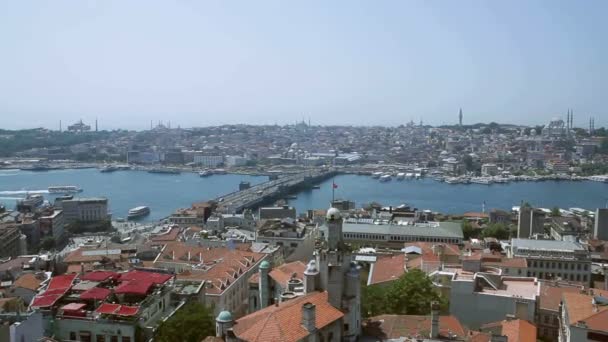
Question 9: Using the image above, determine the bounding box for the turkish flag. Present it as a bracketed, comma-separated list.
[332, 182, 338, 189]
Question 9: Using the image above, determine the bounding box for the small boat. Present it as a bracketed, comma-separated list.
[445, 177, 460, 184]
[312, 185, 321, 189]
[380, 174, 392, 182]
[128, 206, 150, 220]
[405, 173, 414, 178]
[371, 172, 382, 179]
[48, 185, 83, 194]
[20, 163, 58, 171]
[415, 173, 422, 179]
[214, 169, 227, 175]
[199, 170, 212, 177]
[100, 165, 118, 173]
[470, 177, 493, 185]
[396, 173, 405, 180]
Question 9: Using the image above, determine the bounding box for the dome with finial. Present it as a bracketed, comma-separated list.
[326, 207, 341, 221]
[259, 260, 271, 269]
[304, 259, 318, 274]
[217, 310, 233, 322]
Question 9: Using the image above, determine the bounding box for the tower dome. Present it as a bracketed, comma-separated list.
[216, 310, 233, 322]
[326, 207, 341, 221]
[304, 259, 318, 274]
[259, 260, 271, 269]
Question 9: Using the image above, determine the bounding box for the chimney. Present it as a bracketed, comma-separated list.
[199, 252, 203, 263]
[302, 302, 316, 333]
[430, 301, 440, 339]
[188, 251, 191, 261]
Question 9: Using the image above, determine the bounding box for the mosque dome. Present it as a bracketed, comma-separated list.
[217, 310, 233, 322]
[326, 207, 341, 221]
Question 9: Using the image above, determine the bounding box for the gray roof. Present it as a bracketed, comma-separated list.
[340, 221, 463, 239]
[511, 238, 585, 252]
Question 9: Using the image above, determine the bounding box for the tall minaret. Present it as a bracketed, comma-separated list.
[459, 108, 463, 126]
[313, 207, 361, 341]
[95, 118, 98, 132]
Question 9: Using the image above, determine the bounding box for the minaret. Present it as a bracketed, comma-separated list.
[258, 260, 271, 309]
[303, 259, 319, 294]
[459, 108, 463, 126]
[59, 120, 62, 132]
[95, 118, 98, 132]
[215, 311, 234, 338]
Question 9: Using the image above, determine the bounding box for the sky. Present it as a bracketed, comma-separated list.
[0, 1, 607, 130]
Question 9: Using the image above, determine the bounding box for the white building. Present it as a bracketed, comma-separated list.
[448, 271, 539, 329]
[481, 163, 499, 176]
[225, 155, 248, 167]
[193, 155, 223, 167]
[58, 198, 110, 224]
[509, 238, 591, 285]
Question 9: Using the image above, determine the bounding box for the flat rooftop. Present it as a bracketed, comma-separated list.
[478, 277, 539, 300]
[511, 238, 585, 252]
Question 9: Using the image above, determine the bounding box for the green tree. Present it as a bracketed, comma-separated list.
[384, 269, 444, 315]
[362, 282, 387, 317]
[155, 302, 214, 342]
[461, 220, 477, 240]
[482, 223, 510, 240]
[551, 206, 561, 217]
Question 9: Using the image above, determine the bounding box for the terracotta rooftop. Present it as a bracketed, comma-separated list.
[363, 314, 466, 340]
[539, 283, 582, 311]
[269, 261, 307, 286]
[151, 227, 181, 242]
[562, 291, 608, 330]
[481, 319, 537, 342]
[369, 254, 406, 285]
[165, 243, 265, 295]
[63, 248, 122, 264]
[463, 212, 489, 219]
[12, 273, 44, 291]
[233, 291, 343, 342]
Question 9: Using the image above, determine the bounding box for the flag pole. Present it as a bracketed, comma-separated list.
[332, 177, 335, 205]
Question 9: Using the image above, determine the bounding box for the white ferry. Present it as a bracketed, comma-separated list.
[48, 186, 82, 194]
[405, 173, 414, 178]
[128, 206, 150, 220]
[396, 172, 405, 180]
[470, 177, 493, 185]
[380, 174, 392, 182]
[371, 172, 382, 179]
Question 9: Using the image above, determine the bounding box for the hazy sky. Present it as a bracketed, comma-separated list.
[1, 1, 607, 130]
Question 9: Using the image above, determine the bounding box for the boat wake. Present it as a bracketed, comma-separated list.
[0, 190, 49, 195]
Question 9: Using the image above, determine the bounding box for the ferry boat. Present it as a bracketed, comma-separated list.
[371, 172, 382, 179]
[379, 174, 392, 182]
[445, 177, 461, 184]
[214, 169, 227, 175]
[396, 172, 405, 180]
[405, 173, 414, 178]
[48, 185, 83, 194]
[20, 163, 58, 171]
[100, 165, 118, 173]
[198, 170, 212, 177]
[415, 173, 422, 179]
[128, 206, 150, 220]
[470, 177, 493, 185]
[148, 168, 180, 175]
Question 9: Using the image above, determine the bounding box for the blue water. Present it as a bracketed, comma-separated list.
[0, 170, 607, 220]
[0, 169, 265, 221]
[287, 174, 608, 214]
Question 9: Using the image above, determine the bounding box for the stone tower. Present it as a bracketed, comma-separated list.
[258, 260, 271, 309]
[305, 207, 361, 341]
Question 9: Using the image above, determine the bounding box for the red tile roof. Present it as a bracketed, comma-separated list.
[151, 227, 181, 242]
[80, 271, 119, 282]
[539, 283, 581, 311]
[79, 287, 111, 301]
[269, 261, 307, 286]
[30, 274, 77, 308]
[482, 319, 537, 342]
[12, 273, 43, 291]
[363, 314, 466, 340]
[233, 291, 343, 342]
[562, 290, 608, 330]
[119, 270, 172, 285]
[95, 303, 139, 316]
[369, 254, 406, 285]
[115, 280, 154, 295]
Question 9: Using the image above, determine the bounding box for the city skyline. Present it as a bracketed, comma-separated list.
[1, 1, 607, 130]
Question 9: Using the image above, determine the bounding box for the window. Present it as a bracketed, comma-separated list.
[344, 323, 349, 332]
[576, 274, 581, 281]
[544, 315, 549, 324]
[111, 337, 118, 342]
[518, 269, 522, 275]
[577, 264, 581, 270]
[583, 275, 588, 282]
[121, 337, 131, 342]
[97, 336, 106, 342]
[584, 264, 589, 271]
[70, 332, 77, 341]
[558, 263, 562, 269]
[570, 263, 574, 270]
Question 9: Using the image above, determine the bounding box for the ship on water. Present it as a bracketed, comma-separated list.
[128, 206, 150, 220]
[48, 185, 83, 194]
[20, 163, 60, 171]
